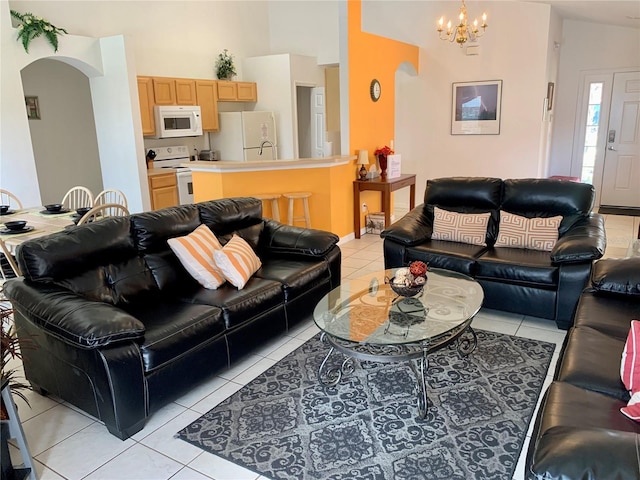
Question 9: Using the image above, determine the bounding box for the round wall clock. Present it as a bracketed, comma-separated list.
[370, 79, 381, 102]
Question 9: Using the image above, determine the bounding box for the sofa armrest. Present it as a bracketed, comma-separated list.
[528, 426, 639, 480]
[261, 220, 339, 257]
[4, 279, 145, 349]
[380, 204, 431, 246]
[590, 257, 640, 296]
[550, 213, 606, 263]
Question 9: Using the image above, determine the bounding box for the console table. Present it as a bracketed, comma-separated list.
[353, 174, 416, 239]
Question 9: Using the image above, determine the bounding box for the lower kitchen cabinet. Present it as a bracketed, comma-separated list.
[149, 172, 178, 210]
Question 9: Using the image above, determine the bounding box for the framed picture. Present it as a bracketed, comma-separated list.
[546, 82, 554, 111]
[451, 80, 502, 135]
[25, 96, 40, 120]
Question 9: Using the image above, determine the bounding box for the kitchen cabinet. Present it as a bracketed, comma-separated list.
[148, 172, 178, 210]
[137, 77, 156, 136]
[195, 80, 219, 131]
[217, 81, 258, 102]
[152, 77, 196, 105]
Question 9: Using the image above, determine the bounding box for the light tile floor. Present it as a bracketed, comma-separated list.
[6, 214, 638, 480]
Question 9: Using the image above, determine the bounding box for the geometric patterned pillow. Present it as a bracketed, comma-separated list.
[431, 207, 490, 246]
[621, 320, 640, 422]
[494, 211, 562, 251]
[167, 224, 226, 289]
[213, 234, 262, 289]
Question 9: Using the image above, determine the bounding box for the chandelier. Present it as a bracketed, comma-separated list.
[437, 0, 487, 46]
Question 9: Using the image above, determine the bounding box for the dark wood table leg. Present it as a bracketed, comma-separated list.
[353, 182, 361, 239]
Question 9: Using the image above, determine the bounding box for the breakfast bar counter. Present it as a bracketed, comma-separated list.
[188, 155, 356, 237]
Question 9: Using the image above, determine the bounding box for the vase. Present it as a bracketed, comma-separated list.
[377, 154, 388, 178]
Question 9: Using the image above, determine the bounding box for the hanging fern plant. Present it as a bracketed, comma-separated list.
[10, 10, 68, 53]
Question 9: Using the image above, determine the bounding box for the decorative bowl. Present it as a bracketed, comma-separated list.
[4, 220, 27, 231]
[0, 205, 9, 214]
[44, 203, 63, 212]
[387, 276, 425, 297]
[76, 207, 92, 217]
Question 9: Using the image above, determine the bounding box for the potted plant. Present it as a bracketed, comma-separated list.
[215, 49, 237, 80]
[1, 294, 31, 420]
[10, 10, 68, 53]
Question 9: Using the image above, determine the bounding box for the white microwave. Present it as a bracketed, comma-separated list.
[154, 105, 203, 138]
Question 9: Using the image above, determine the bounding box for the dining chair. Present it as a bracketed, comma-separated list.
[0, 239, 21, 280]
[61, 186, 94, 210]
[94, 189, 128, 209]
[76, 203, 129, 225]
[0, 189, 23, 210]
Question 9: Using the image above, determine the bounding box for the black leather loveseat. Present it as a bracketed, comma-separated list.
[525, 257, 640, 479]
[381, 177, 606, 329]
[4, 198, 341, 440]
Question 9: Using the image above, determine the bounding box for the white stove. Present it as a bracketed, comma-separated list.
[149, 145, 193, 204]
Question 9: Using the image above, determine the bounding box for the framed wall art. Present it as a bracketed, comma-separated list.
[451, 80, 502, 135]
[25, 96, 40, 120]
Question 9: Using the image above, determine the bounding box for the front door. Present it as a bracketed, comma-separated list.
[600, 71, 640, 208]
[311, 87, 326, 157]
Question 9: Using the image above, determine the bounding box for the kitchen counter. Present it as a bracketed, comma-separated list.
[188, 155, 358, 237]
[185, 155, 353, 172]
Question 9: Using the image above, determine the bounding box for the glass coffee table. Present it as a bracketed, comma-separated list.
[313, 267, 484, 419]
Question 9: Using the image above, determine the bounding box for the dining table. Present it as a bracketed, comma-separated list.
[1, 207, 78, 256]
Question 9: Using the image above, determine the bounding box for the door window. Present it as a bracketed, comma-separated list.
[580, 82, 603, 183]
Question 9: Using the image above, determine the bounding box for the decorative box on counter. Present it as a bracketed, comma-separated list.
[386, 154, 401, 179]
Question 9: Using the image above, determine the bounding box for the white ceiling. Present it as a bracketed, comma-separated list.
[527, 1, 640, 29]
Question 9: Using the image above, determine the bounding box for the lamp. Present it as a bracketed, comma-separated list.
[357, 150, 369, 180]
[437, 0, 487, 47]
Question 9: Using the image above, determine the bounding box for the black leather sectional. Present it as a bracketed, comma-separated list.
[526, 257, 640, 479]
[4, 198, 341, 440]
[381, 177, 607, 329]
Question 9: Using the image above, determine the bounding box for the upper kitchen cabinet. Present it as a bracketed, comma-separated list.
[153, 77, 197, 105]
[137, 77, 156, 136]
[195, 80, 219, 131]
[217, 81, 258, 102]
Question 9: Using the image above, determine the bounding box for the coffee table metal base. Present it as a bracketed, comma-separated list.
[318, 327, 477, 419]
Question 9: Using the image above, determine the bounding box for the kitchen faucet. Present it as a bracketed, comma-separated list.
[259, 140, 275, 159]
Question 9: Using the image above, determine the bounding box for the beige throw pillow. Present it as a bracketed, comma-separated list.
[431, 207, 490, 246]
[213, 234, 262, 289]
[495, 211, 562, 251]
[167, 224, 226, 289]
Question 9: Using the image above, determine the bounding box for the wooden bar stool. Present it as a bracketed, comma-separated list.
[254, 194, 281, 222]
[283, 192, 312, 227]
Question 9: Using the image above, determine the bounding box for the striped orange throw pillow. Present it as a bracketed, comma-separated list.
[431, 207, 490, 246]
[495, 211, 561, 251]
[167, 224, 226, 289]
[213, 234, 262, 289]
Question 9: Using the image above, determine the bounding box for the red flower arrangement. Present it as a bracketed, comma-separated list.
[374, 146, 394, 157]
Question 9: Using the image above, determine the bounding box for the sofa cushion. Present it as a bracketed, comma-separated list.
[431, 207, 490, 246]
[122, 301, 224, 373]
[255, 257, 331, 301]
[198, 198, 264, 250]
[476, 248, 557, 287]
[502, 178, 594, 236]
[176, 277, 284, 329]
[494, 211, 561, 251]
[591, 257, 640, 297]
[555, 326, 629, 401]
[405, 241, 485, 276]
[573, 293, 636, 339]
[131, 205, 201, 253]
[214, 235, 262, 289]
[167, 224, 225, 289]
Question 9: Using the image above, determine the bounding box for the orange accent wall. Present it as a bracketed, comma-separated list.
[348, 1, 419, 230]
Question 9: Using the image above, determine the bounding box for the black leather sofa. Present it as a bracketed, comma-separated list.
[4, 198, 341, 440]
[381, 177, 606, 329]
[525, 257, 640, 479]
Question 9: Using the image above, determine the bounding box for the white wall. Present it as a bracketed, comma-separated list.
[550, 19, 640, 177]
[21, 59, 103, 204]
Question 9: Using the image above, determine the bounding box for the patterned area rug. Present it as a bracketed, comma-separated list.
[177, 330, 554, 480]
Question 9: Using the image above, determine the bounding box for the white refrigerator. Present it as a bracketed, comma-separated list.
[210, 111, 278, 161]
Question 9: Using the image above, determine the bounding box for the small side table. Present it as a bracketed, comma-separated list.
[353, 174, 416, 239]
